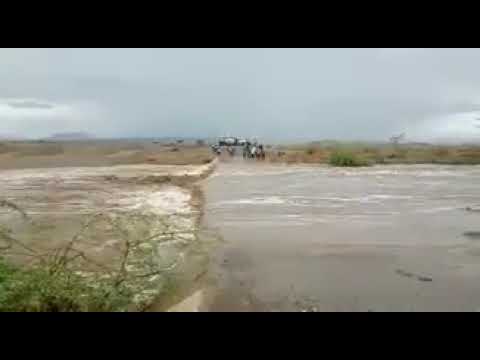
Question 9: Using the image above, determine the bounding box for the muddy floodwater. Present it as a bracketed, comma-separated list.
[202, 160, 480, 311]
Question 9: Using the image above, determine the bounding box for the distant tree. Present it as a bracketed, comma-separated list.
[196, 139, 205, 146]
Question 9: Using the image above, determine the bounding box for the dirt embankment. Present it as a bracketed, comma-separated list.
[0, 141, 214, 170]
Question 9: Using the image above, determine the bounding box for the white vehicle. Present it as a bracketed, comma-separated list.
[219, 137, 237, 146]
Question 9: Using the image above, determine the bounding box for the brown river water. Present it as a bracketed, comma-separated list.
[201, 159, 480, 311]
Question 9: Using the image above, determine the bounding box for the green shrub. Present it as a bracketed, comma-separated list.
[0, 257, 132, 312]
[0, 257, 16, 285]
[329, 150, 368, 167]
[0, 206, 189, 312]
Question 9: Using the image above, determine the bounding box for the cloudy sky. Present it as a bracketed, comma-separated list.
[1, 48, 480, 143]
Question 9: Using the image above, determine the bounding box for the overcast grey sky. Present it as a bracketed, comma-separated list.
[1, 48, 480, 143]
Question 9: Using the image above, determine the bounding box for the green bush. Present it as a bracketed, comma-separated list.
[0, 258, 15, 285]
[0, 207, 188, 312]
[329, 150, 368, 167]
[0, 257, 133, 312]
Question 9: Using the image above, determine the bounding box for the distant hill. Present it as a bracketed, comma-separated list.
[47, 132, 94, 140]
[0, 133, 26, 140]
[403, 142, 432, 148]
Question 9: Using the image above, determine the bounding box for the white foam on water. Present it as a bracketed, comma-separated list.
[0, 163, 211, 183]
[216, 165, 321, 178]
[415, 206, 460, 214]
[330, 165, 479, 178]
[215, 192, 418, 211]
[216, 196, 287, 206]
[441, 194, 480, 198]
[366, 194, 414, 200]
[221, 219, 309, 227]
[110, 186, 192, 215]
[290, 194, 413, 203]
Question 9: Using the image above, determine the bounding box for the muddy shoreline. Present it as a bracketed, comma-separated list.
[151, 160, 221, 311]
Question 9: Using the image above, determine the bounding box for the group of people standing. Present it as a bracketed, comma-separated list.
[211, 141, 266, 160]
[243, 141, 265, 160]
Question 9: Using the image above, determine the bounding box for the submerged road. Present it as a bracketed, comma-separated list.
[200, 158, 480, 311]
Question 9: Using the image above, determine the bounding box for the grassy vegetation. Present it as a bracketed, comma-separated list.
[328, 150, 369, 167]
[267, 143, 480, 166]
[0, 257, 132, 312]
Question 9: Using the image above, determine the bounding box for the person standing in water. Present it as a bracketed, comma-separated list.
[250, 144, 257, 158]
[258, 144, 265, 160]
[243, 142, 251, 159]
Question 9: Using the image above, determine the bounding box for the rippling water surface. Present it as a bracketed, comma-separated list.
[203, 162, 480, 311]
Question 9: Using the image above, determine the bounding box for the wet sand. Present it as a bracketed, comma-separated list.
[201, 160, 480, 311]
